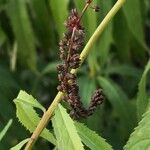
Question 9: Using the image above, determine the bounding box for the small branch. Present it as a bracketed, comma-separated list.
[79, 2, 91, 22]
[24, 0, 125, 149]
[67, 27, 76, 62]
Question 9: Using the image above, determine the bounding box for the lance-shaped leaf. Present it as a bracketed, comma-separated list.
[14, 91, 56, 145]
[75, 122, 113, 150]
[0, 119, 13, 141]
[137, 59, 150, 120]
[98, 77, 134, 136]
[124, 102, 150, 150]
[17, 90, 45, 112]
[29, 0, 54, 50]
[10, 138, 30, 150]
[49, 0, 69, 37]
[123, 0, 148, 50]
[98, 77, 130, 123]
[52, 104, 84, 150]
[7, 0, 37, 70]
[97, 0, 113, 66]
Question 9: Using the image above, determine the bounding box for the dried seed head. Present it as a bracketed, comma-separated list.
[69, 54, 81, 69]
[65, 9, 81, 31]
[87, 89, 104, 116]
[57, 2, 103, 120]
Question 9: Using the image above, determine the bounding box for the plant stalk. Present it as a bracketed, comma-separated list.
[25, 0, 125, 149]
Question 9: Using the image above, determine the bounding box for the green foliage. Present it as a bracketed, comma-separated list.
[14, 91, 56, 145]
[97, 0, 113, 66]
[124, 103, 150, 150]
[29, 0, 53, 51]
[0, 0, 149, 149]
[10, 138, 30, 150]
[78, 76, 96, 107]
[0, 119, 13, 141]
[49, 0, 69, 37]
[6, 0, 37, 70]
[98, 77, 130, 123]
[17, 90, 46, 112]
[137, 59, 150, 120]
[75, 122, 113, 150]
[52, 104, 84, 150]
[123, 0, 147, 50]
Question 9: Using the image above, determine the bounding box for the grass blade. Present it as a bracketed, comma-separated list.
[0, 119, 13, 141]
[7, 0, 37, 70]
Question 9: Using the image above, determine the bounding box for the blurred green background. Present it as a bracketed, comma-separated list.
[0, 0, 150, 149]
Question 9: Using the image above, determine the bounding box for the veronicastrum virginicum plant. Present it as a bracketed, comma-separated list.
[12, 0, 150, 150]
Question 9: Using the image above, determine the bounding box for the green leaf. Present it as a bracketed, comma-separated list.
[97, 0, 113, 66]
[52, 104, 84, 150]
[124, 102, 150, 150]
[10, 138, 30, 150]
[105, 64, 141, 78]
[123, 0, 148, 50]
[17, 90, 46, 112]
[29, 0, 54, 50]
[0, 119, 13, 141]
[49, 0, 69, 37]
[75, 122, 113, 150]
[7, 0, 37, 70]
[42, 61, 59, 75]
[78, 76, 96, 107]
[98, 77, 128, 119]
[113, 10, 131, 62]
[97, 77, 132, 135]
[14, 94, 56, 145]
[137, 59, 150, 120]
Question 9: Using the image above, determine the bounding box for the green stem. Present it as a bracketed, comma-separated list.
[24, 0, 125, 149]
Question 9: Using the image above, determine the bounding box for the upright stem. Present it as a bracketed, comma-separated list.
[25, 0, 125, 149]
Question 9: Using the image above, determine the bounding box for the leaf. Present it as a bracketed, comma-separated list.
[113, 10, 131, 62]
[78, 76, 96, 107]
[0, 119, 13, 141]
[10, 138, 30, 150]
[137, 59, 150, 120]
[123, 0, 148, 50]
[124, 102, 150, 150]
[49, 0, 69, 37]
[7, 0, 37, 70]
[105, 64, 141, 78]
[97, 0, 113, 66]
[42, 61, 59, 75]
[17, 90, 46, 112]
[14, 95, 56, 145]
[97, 77, 132, 135]
[29, 0, 54, 50]
[75, 122, 113, 150]
[98, 77, 128, 118]
[52, 104, 84, 150]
